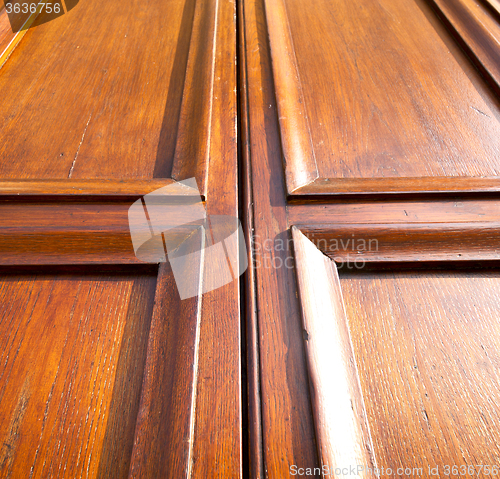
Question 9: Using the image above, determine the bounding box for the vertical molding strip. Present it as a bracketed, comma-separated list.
[171, 0, 220, 196]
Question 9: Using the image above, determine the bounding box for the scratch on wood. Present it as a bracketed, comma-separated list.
[68, 114, 92, 178]
[470, 106, 491, 118]
[0, 375, 31, 475]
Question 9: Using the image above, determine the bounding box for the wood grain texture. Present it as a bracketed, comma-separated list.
[0, 179, 181, 197]
[129, 237, 203, 478]
[242, 0, 321, 475]
[299, 223, 500, 262]
[288, 198, 500, 226]
[264, 0, 500, 195]
[0, 3, 41, 69]
[341, 269, 500, 475]
[292, 177, 500, 196]
[239, 0, 264, 474]
[483, 0, 500, 16]
[0, 0, 227, 183]
[171, 0, 219, 195]
[292, 228, 376, 477]
[0, 201, 138, 264]
[188, 0, 241, 474]
[430, 0, 500, 96]
[0, 268, 157, 478]
[262, 0, 318, 191]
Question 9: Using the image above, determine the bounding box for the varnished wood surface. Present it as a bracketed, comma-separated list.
[292, 228, 376, 477]
[239, 0, 264, 474]
[430, 0, 500, 95]
[0, 5, 40, 69]
[188, 0, 241, 473]
[288, 198, 500, 225]
[292, 177, 500, 196]
[341, 268, 500, 475]
[129, 247, 203, 477]
[0, 268, 157, 478]
[0, 179, 183, 197]
[242, 0, 320, 475]
[299, 223, 500, 262]
[264, 0, 500, 195]
[0, 0, 230, 183]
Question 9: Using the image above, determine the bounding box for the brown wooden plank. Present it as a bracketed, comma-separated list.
[0, 179, 179, 197]
[288, 198, 500, 226]
[483, 0, 500, 16]
[430, 0, 500, 96]
[292, 228, 376, 477]
[129, 235, 203, 478]
[341, 268, 500, 475]
[0, 2, 41, 69]
[298, 223, 500, 263]
[242, 0, 321, 474]
[0, 0, 223, 182]
[0, 268, 156, 478]
[189, 0, 241, 474]
[292, 177, 500, 196]
[239, 0, 264, 474]
[264, 0, 500, 195]
[171, 0, 219, 196]
[0, 201, 137, 264]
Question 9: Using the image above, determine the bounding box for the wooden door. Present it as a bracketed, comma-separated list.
[240, 0, 500, 476]
[0, 0, 242, 477]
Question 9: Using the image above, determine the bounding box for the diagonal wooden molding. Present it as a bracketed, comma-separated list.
[292, 226, 377, 477]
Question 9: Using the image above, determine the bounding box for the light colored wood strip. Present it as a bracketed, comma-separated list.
[0, 179, 197, 196]
[292, 227, 376, 477]
[298, 223, 500, 263]
[129, 231, 204, 478]
[292, 177, 500, 196]
[263, 0, 318, 192]
[0, 1, 43, 69]
[483, 0, 500, 16]
[171, 0, 220, 196]
[430, 0, 500, 94]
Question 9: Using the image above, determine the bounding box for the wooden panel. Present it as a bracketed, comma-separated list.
[429, 0, 500, 96]
[0, 0, 231, 191]
[292, 228, 376, 477]
[288, 198, 500, 226]
[300, 223, 500, 262]
[341, 268, 500, 475]
[264, 0, 500, 195]
[0, 3, 41, 68]
[0, 267, 157, 478]
[241, 0, 320, 475]
[129, 234, 203, 478]
[0, 179, 177, 197]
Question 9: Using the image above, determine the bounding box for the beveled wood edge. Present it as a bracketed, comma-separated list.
[291, 227, 377, 477]
[482, 0, 500, 18]
[263, 0, 319, 193]
[295, 222, 500, 263]
[128, 235, 204, 478]
[428, 0, 500, 96]
[288, 198, 500, 225]
[239, 0, 265, 475]
[171, 0, 221, 196]
[0, 178, 202, 197]
[0, 0, 43, 69]
[289, 177, 500, 197]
